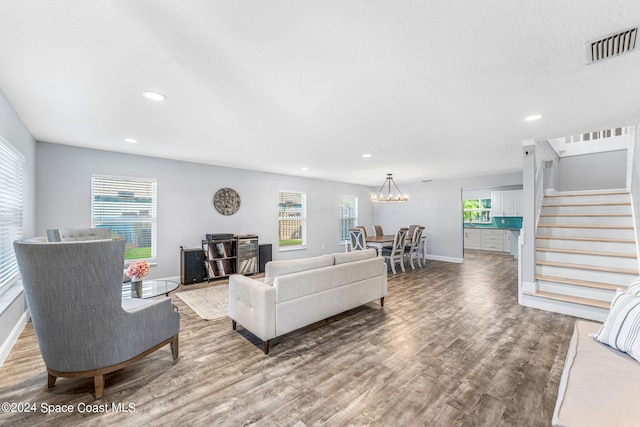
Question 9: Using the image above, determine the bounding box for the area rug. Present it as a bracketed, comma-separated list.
[175, 284, 228, 320]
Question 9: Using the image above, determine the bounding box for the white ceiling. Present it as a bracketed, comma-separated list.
[0, 1, 639, 186]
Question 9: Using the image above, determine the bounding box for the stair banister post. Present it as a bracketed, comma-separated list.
[520, 139, 538, 303]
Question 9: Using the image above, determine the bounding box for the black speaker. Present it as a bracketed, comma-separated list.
[180, 248, 205, 285]
[259, 243, 272, 273]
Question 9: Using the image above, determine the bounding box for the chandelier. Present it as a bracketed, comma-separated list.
[371, 173, 409, 203]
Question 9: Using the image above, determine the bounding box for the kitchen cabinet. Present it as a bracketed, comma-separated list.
[490, 190, 523, 217]
[464, 229, 481, 249]
[480, 229, 504, 252]
[464, 228, 513, 253]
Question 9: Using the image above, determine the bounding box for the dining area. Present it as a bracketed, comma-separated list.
[348, 224, 427, 274]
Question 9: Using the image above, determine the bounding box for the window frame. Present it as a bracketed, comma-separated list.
[463, 197, 492, 223]
[278, 191, 307, 251]
[0, 135, 24, 294]
[91, 174, 158, 264]
[339, 195, 358, 245]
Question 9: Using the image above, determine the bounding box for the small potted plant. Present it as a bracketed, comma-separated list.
[127, 261, 150, 298]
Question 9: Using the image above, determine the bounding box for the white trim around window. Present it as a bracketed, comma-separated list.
[91, 174, 157, 264]
[0, 135, 25, 294]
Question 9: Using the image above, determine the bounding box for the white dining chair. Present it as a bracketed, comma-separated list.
[348, 228, 367, 251]
[381, 227, 408, 274]
[405, 226, 425, 269]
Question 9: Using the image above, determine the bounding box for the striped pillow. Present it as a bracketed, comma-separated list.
[592, 289, 640, 362]
[626, 277, 640, 296]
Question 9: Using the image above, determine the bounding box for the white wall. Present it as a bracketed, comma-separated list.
[558, 149, 627, 191]
[372, 172, 523, 263]
[629, 127, 640, 271]
[36, 142, 375, 279]
[462, 184, 522, 200]
[0, 89, 36, 365]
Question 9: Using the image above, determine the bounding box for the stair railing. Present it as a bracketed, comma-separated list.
[628, 125, 640, 272]
[534, 160, 546, 231]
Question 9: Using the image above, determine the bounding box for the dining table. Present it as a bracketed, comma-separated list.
[365, 235, 396, 256]
[365, 234, 427, 263]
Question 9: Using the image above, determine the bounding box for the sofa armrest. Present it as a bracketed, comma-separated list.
[229, 274, 277, 341]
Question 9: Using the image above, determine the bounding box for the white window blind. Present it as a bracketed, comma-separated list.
[91, 175, 157, 263]
[0, 136, 24, 291]
[278, 191, 306, 250]
[339, 195, 358, 243]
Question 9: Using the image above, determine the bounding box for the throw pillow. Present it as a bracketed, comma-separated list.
[626, 277, 640, 296]
[592, 289, 640, 362]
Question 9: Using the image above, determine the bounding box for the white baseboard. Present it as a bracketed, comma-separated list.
[521, 281, 537, 293]
[426, 254, 464, 264]
[0, 309, 29, 367]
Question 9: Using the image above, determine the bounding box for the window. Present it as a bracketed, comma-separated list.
[91, 175, 157, 263]
[463, 198, 491, 222]
[339, 195, 358, 243]
[0, 136, 24, 291]
[278, 191, 306, 250]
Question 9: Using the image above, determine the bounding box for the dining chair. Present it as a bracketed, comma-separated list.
[372, 225, 384, 237]
[356, 225, 369, 238]
[349, 228, 367, 251]
[405, 226, 425, 269]
[381, 227, 408, 274]
[407, 225, 419, 241]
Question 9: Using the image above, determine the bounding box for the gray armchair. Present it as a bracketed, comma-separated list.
[13, 237, 180, 399]
[46, 227, 112, 242]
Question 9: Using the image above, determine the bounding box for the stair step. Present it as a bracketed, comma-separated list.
[538, 224, 633, 229]
[536, 247, 637, 259]
[535, 274, 625, 292]
[541, 204, 632, 215]
[541, 202, 630, 207]
[536, 235, 636, 244]
[539, 213, 631, 217]
[544, 190, 629, 198]
[536, 260, 639, 275]
[523, 290, 611, 309]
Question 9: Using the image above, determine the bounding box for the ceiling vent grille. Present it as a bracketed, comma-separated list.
[586, 27, 637, 64]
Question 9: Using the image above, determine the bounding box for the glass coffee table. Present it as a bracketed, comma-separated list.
[122, 279, 179, 299]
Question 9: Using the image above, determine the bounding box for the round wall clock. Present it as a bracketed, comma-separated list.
[213, 188, 241, 215]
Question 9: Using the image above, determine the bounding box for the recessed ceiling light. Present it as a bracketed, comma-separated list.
[362, 154, 372, 158]
[525, 114, 542, 121]
[124, 138, 139, 144]
[301, 167, 309, 171]
[142, 91, 167, 101]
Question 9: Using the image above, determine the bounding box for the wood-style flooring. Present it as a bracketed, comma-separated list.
[0, 250, 577, 426]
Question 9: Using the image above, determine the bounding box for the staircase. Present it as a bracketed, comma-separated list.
[523, 189, 639, 321]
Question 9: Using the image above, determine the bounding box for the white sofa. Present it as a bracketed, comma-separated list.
[228, 249, 387, 354]
[552, 320, 640, 426]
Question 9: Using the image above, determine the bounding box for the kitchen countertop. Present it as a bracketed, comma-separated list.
[464, 224, 521, 231]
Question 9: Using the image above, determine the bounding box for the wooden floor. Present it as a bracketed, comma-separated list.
[0, 250, 577, 426]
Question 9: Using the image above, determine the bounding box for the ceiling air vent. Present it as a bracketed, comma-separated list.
[586, 27, 637, 64]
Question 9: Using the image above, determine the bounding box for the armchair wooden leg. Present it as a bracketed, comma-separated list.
[170, 334, 179, 360]
[263, 340, 270, 355]
[380, 297, 385, 307]
[47, 373, 57, 388]
[232, 320, 237, 330]
[94, 375, 104, 399]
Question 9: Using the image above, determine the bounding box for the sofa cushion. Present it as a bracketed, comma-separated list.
[273, 257, 385, 303]
[592, 289, 640, 362]
[626, 277, 640, 295]
[333, 248, 377, 265]
[264, 254, 334, 285]
[553, 320, 640, 426]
